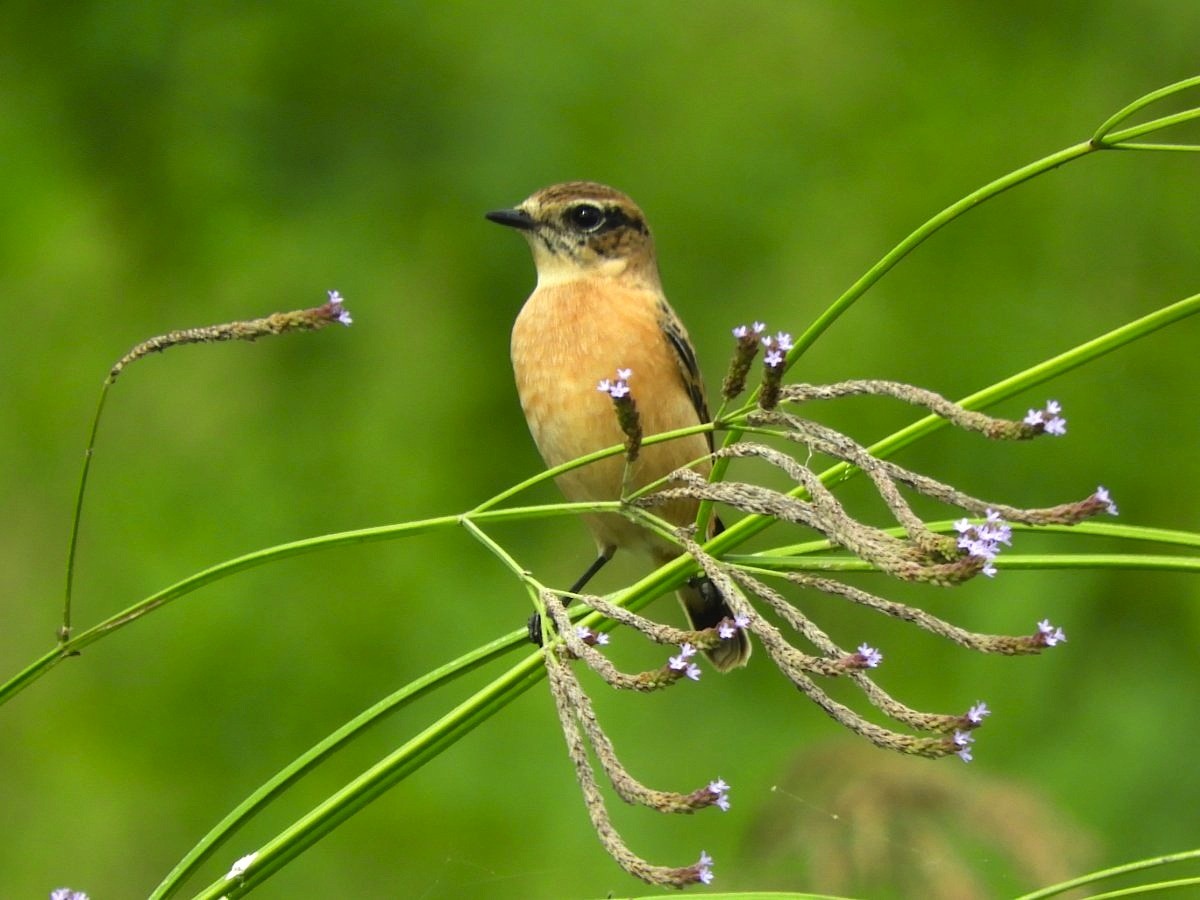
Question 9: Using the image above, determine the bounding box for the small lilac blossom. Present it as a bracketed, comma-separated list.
[1037, 619, 1067, 647]
[326, 290, 352, 326]
[955, 512, 1012, 574]
[225, 852, 258, 880]
[732, 325, 749, 338]
[717, 614, 750, 640]
[966, 701, 991, 724]
[953, 730, 975, 762]
[1095, 486, 1119, 515]
[773, 331, 794, 352]
[575, 626, 609, 647]
[856, 643, 883, 668]
[1024, 399, 1067, 436]
[696, 851, 715, 884]
[670, 643, 701, 679]
[764, 348, 785, 368]
[707, 777, 731, 810]
[597, 368, 633, 399]
[752, 321, 766, 333]
[50, 891, 89, 900]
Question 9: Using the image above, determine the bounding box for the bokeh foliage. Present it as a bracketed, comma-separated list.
[2, 2, 1198, 897]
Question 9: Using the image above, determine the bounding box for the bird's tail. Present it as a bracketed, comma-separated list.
[676, 576, 751, 672]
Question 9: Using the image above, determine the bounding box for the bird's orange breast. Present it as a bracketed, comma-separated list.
[510, 278, 711, 515]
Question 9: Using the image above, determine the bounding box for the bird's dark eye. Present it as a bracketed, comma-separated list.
[567, 203, 605, 232]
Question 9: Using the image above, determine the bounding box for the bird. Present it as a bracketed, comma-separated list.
[486, 181, 751, 671]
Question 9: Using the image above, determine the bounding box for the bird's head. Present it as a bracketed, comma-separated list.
[486, 182, 660, 287]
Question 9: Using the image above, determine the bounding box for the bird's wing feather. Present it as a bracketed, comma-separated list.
[656, 300, 714, 453]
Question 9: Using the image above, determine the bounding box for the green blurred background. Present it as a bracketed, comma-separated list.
[2, 3, 1198, 898]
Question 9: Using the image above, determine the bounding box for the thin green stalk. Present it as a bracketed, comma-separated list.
[0, 502, 617, 707]
[61, 379, 114, 642]
[705, 293, 1200, 563]
[1102, 107, 1200, 146]
[1091, 75, 1200, 140]
[747, 522, 1200, 561]
[190, 648, 549, 899]
[731, 554, 1200, 575]
[149, 632, 517, 898]
[705, 77, 1199, 503]
[1015, 847, 1200, 900]
[1087, 877, 1200, 899]
[1106, 142, 1200, 152]
[471, 420, 713, 513]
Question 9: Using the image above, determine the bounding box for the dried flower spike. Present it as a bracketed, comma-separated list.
[597, 367, 642, 461]
[723, 322, 765, 399]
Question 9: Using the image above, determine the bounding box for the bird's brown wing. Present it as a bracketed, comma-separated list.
[656, 300, 714, 452]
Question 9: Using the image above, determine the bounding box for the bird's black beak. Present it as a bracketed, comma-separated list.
[485, 207, 536, 231]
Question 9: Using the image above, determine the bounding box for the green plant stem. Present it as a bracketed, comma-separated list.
[61, 378, 114, 643]
[1015, 847, 1200, 900]
[1090, 75, 1200, 139]
[189, 648, 548, 899]
[704, 293, 1200, 563]
[0, 502, 617, 707]
[149, 632, 517, 899]
[1087, 876, 1200, 898]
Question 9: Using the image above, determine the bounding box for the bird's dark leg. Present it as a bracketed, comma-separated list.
[527, 546, 616, 645]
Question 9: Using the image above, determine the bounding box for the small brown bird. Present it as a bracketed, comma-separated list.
[487, 181, 751, 671]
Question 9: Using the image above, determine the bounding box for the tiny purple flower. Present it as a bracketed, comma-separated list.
[774, 331, 794, 351]
[764, 348, 784, 368]
[1037, 619, 1067, 647]
[707, 778, 731, 811]
[1025, 399, 1067, 436]
[732, 324, 748, 338]
[953, 730, 975, 762]
[717, 615, 749, 639]
[575, 625, 609, 647]
[856, 643, 883, 668]
[696, 851, 715, 884]
[50, 891, 89, 900]
[1095, 486, 1119, 516]
[616, 367, 632, 381]
[609, 380, 630, 399]
[966, 701, 991, 724]
[596, 378, 613, 394]
[752, 321, 766, 334]
[956, 512, 1012, 574]
[326, 290, 352, 326]
[669, 643, 699, 674]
